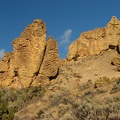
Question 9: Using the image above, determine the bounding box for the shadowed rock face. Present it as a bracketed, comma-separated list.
[0, 20, 60, 89]
[67, 16, 120, 61]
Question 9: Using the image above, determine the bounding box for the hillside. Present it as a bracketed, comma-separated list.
[0, 16, 120, 120]
[12, 49, 120, 120]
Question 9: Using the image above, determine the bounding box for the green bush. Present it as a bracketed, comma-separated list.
[1, 85, 46, 112]
[0, 90, 14, 120]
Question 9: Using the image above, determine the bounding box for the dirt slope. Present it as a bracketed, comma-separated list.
[14, 49, 120, 120]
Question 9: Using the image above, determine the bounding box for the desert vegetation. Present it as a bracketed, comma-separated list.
[35, 78, 120, 120]
[0, 90, 14, 120]
[0, 85, 46, 119]
[0, 76, 120, 120]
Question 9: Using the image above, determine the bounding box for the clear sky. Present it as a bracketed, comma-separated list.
[0, 0, 120, 58]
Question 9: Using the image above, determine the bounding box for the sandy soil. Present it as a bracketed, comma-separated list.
[57, 49, 120, 90]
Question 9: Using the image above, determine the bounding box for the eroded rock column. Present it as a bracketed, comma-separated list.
[12, 20, 47, 87]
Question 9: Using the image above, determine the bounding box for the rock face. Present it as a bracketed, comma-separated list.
[32, 36, 60, 86]
[40, 36, 60, 78]
[0, 52, 14, 87]
[1, 16, 120, 89]
[0, 20, 60, 89]
[12, 20, 47, 87]
[67, 16, 120, 61]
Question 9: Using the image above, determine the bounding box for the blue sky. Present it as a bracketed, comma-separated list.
[0, 0, 120, 58]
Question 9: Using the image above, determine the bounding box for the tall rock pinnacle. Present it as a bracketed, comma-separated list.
[11, 20, 47, 87]
[0, 20, 60, 89]
[40, 36, 60, 78]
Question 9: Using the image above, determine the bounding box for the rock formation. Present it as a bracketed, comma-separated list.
[67, 16, 120, 61]
[40, 36, 60, 78]
[0, 52, 13, 87]
[0, 20, 59, 89]
[12, 20, 47, 88]
[32, 36, 60, 86]
[1, 16, 120, 89]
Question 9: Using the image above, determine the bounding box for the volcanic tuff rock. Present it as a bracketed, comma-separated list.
[0, 20, 60, 89]
[40, 36, 60, 78]
[12, 20, 47, 87]
[67, 16, 120, 61]
[32, 36, 60, 86]
[0, 52, 14, 87]
[0, 16, 120, 89]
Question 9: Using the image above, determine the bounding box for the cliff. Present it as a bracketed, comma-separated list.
[67, 16, 120, 60]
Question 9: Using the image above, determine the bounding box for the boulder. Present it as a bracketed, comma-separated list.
[0, 52, 14, 87]
[111, 57, 120, 66]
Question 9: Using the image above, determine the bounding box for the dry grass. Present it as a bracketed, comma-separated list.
[34, 79, 120, 120]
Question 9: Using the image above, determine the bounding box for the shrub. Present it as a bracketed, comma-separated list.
[110, 79, 120, 94]
[0, 90, 14, 120]
[110, 84, 120, 94]
[72, 94, 120, 120]
[1, 85, 46, 112]
[94, 76, 111, 88]
[37, 109, 53, 120]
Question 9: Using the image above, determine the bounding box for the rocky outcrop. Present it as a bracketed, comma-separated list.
[0, 20, 60, 89]
[111, 57, 120, 72]
[0, 52, 14, 87]
[111, 57, 120, 66]
[11, 20, 47, 88]
[40, 36, 60, 78]
[32, 36, 60, 86]
[67, 16, 120, 61]
[0, 52, 13, 73]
